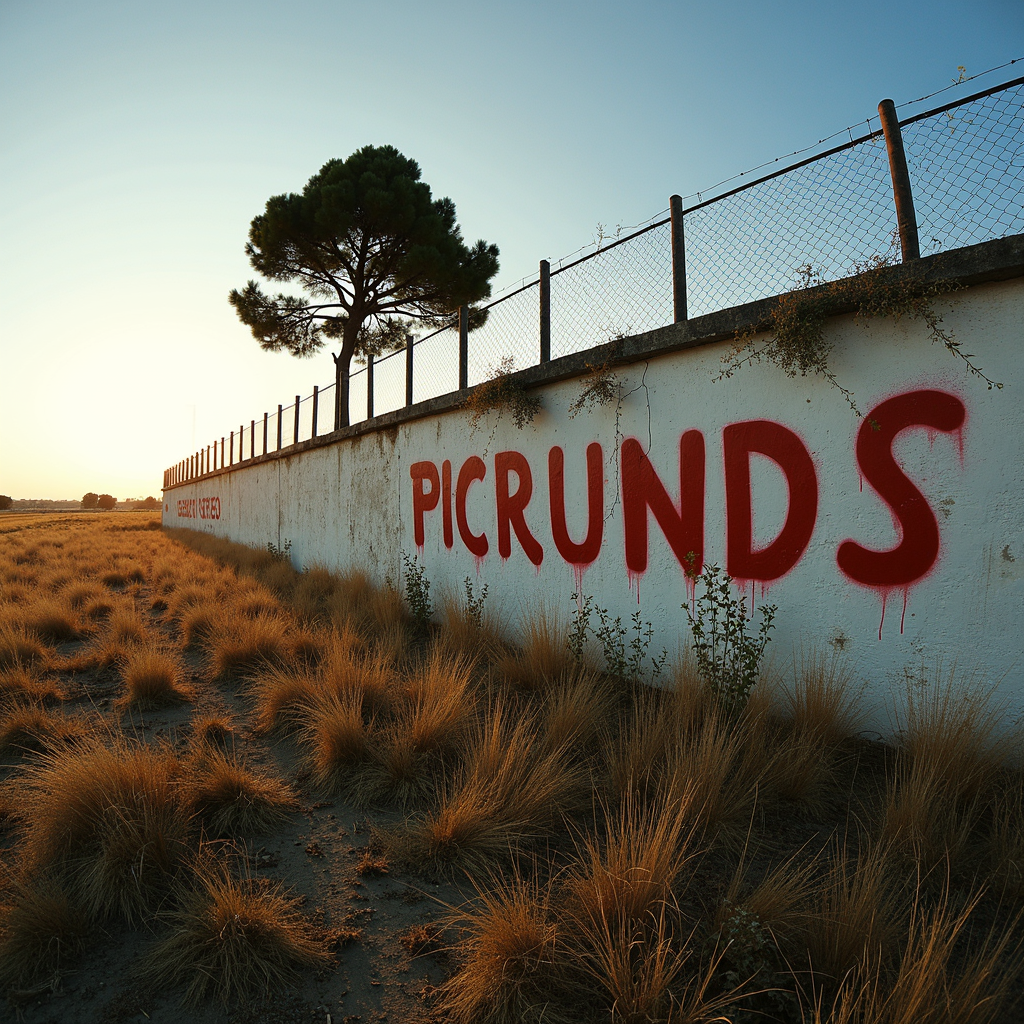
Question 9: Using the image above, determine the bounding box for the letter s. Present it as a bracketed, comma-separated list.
[837, 389, 966, 588]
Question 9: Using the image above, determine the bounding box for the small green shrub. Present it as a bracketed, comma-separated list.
[685, 565, 776, 713]
[462, 577, 488, 629]
[402, 553, 433, 628]
[567, 593, 666, 681]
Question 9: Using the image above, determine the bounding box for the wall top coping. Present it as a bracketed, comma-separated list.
[165, 233, 1024, 490]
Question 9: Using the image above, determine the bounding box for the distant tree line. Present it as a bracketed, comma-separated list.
[79, 493, 160, 510]
[0, 495, 161, 512]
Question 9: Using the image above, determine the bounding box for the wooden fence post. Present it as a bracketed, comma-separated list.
[878, 99, 921, 261]
[670, 194, 687, 322]
[539, 260, 551, 362]
[406, 334, 414, 407]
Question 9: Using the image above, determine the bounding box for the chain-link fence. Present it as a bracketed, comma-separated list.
[166, 77, 1023, 488]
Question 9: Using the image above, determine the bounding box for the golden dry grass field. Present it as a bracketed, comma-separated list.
[0, 512, 1021, 1023]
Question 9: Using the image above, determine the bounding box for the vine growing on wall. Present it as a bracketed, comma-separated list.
[717, 249, 1002, 416]
[465, 356, 541, 429]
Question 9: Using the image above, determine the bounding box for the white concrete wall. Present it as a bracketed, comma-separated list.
[164, 278, 1024, 732]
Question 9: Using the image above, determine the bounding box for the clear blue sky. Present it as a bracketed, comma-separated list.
[0, 0, 1019, 499]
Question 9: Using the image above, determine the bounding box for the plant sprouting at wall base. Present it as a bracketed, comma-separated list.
[685, 565, 776, 714]
[462, 577, 488, 629]
[401, 552, 433, 628]
[567, 592, 667, 681]
[266, 540, 292, 561]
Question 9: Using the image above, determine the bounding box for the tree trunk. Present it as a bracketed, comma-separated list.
[333, 321, 361, 430]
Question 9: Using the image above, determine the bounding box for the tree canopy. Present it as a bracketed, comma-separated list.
[82, 492, 98, 509]
[230, 145, 499, 427]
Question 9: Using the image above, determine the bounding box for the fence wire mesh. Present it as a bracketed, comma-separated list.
[902, 81, 1024, 255]
[171, 79, 1023, 483]
[413, 326, 461, 404]
[372, 349, 407, 416]
[684, 135, 897, 317]
[551, 223, 673, 357]
[467, 285, 539, 385]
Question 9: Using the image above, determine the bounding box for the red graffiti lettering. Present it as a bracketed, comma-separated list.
[441, 459, 454, 549]
[495, 450, 543, 565]
[456, 456, 489, 557]
[837, 389, 966, 589]
[548, 443, 604, 566]
[621, 432, 705, 579]
[724, 421, 817, 583]
[410, 461, 440, 549]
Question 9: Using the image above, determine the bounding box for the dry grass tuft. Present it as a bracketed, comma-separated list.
[0, 702, 90, 756]
[209, 612, 290, 678]
[494, 606, 575, 689]
[187, 748, 295, 836]
[390, 705, 583, 874]
[807, 886, 1018, 1024]
[0, 663, 63, 704]
[178, 600, 226, 646]
[139, 858, 332, 1006]
[566, 792, 698, 931]
[539, 670, 612, 755]
[303, 691, 373, 794]
[0, 622, 49, 670]
[192, 715, 236, 750]
[800, 842, 900, 990]
[106, 606, 149, 647]
[0, 873, 89, 991]
[117, 646, 191, 709]
[15, 737, 189, 922]
[441, 875, 568, 1024]
[82, 596, 115, 621]
[23, 598, 82, 643]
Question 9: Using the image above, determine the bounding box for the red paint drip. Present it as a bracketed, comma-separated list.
[878, 591, 888, 641]
[954, 425, 965, 467]
[900, 589, 908, 634]
[572, 562, 587, 595]
[858, 471, 863, 493]
[627, 568, 644, 597]
[684, 574, 696, 610]
[473, 555, 486, 575]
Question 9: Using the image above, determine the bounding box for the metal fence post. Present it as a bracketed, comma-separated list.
[220, 437, 225, 469]
[539, 261, 551, 362]
[878, 99, 920, 262]
[247, 420, 253, 459]
[311, 386, 319, 438]
[406, 334, 414, 407]
[367, 354, 375, 418]
[263, 413, 268, 455]
[276, 406, 282, 450]
[670, 194, 687, 322]
[458, 307, 468, 390]
[229, 433, 234, 466]
[293, 397, 300, 444]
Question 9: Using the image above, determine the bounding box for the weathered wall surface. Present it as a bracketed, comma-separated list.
[164, 267, 1024, 732]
